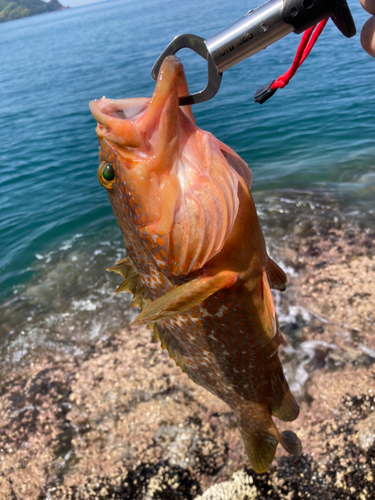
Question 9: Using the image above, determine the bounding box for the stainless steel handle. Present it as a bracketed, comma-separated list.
[206, 0, 293, 73]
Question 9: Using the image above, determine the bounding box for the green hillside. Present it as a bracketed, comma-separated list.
[0, 0, 66, 23]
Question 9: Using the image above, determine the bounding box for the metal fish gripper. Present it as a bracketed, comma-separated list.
[151, 0, 356, 106]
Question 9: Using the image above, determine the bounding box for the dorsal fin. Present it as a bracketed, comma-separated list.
[267, 256, 288, 292]
[270, 367, 300, 421]
[133, 271, 238, 325]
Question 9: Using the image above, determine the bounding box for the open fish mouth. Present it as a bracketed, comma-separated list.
[89, 57, 192, 150]
[91, 98, 150, 122]
[89, 98, 150, 148]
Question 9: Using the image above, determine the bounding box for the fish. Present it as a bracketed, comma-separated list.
[89, 55, 302, 473]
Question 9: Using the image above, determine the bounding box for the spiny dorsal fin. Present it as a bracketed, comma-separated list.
[114, 274, 138, 295]
[267, 256, 288, 292]
[130, 284, 150, 310]
[133, 270, 238, 325]
[108, 257, 149, 310]
[261, 271, 277, 340]
[107, 257, 137, 278]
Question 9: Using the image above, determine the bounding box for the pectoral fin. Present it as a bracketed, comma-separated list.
[261, 271, 277, 340]
[133, 270, 238, 325]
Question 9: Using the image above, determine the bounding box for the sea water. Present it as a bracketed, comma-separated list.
[0, 0, 374, 369]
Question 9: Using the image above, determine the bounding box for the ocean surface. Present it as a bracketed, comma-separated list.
[0, 0, 374, 370]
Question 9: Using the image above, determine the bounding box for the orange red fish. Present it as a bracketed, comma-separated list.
[89, 55, 301, 472]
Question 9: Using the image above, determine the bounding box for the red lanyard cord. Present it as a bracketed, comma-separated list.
[254, 18, 329, 104]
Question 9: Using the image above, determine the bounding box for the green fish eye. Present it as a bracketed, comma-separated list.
[102, 163, 115, 181]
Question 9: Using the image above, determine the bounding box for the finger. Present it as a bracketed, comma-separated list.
[359, 0, 375, 15]
[361, 16, 375, 57]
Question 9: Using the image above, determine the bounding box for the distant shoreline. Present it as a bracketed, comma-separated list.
[0, 0, 68, 24]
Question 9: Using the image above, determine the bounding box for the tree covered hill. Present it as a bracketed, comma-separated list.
[0, 0, 66, 23]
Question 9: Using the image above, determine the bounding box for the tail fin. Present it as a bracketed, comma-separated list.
[240, 422, 302, 473]
[240, 429, 279, 473]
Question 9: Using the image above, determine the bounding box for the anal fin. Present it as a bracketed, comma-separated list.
[114, 274, 138, 295]
[280, 430, 302, 456]
[133, 270, 237, 325]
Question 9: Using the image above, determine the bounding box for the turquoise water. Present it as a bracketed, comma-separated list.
[0, 0, 374, 361]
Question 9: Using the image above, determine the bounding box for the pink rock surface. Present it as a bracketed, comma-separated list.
[0, 191, 374, 499]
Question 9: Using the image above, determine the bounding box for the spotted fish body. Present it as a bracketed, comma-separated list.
[90, 56, 301, 472]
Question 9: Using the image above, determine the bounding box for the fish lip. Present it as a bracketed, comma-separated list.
[89, 98, 150, 148]
[89, 98, 150, 124]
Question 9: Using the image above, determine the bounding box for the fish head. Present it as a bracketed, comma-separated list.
[89, 57, 187, 230]
[90, 56, 252, 275]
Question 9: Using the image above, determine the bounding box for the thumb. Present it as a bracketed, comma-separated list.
[361, 15, 375, 57]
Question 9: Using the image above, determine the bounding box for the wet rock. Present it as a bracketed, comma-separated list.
[196, 470, 258, 500]
[0, 358, 77, 499]
[0, 189, 374, 499]
[299, 255, 375, 334]
[55, 326, 243, 497]
[0, 477, 14, 500]
[357, 413, 375, 452]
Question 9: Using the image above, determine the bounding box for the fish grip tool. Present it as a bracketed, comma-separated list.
[151, 0, 356, 106]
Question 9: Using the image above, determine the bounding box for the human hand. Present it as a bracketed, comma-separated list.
[360, 0, 375, 57]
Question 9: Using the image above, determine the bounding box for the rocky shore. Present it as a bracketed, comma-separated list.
[0, 189, 374, 499]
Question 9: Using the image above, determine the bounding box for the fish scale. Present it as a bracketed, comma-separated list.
[90, 55, 302, 473]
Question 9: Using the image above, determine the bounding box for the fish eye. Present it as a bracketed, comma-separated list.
[98, 161, 115, 189]
[102, 163, 114, 181]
